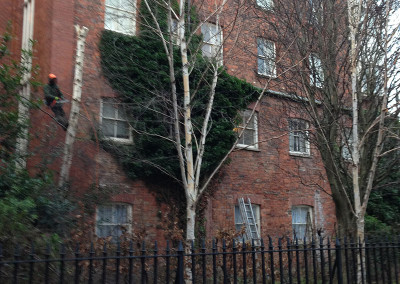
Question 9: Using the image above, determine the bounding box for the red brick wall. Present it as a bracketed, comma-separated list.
[0, 1, 23, 61]
[204, 96, 336, 239]
[27, 0, 169, 243]
[2, 0, 337, 241]
[196, 2, 337, 238]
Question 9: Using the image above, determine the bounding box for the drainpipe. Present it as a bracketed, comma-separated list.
[16, 0, 35, 169]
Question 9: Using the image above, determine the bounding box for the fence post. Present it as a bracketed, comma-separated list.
[102, 242, 108, 284]
[0, 244, 2, 284]
[365, 238, 371, 284]
[128, 241, 134, 284]
[60, 243, 65, 284]
[233, 239, 238, 284]
[252, 239, 257, 284]
[176, 241, 184, 284]
[74, 243, 80, 284]
[278, 238, 283, 283]
[327, 238, 332, 284]
[201, 239, 206, 284]
[261, 239, 266, 284]
[392, 238, 399, 284]
[243, 238, 247, 284]
[88, 242, 94, 284]
[385, 238, 392, 284]
[359, 237, 365, 284]
[320, 237, 326, 284]
[191, 241, 196, 284]
[335, 239, 343, 284]
[154, 241, 158, 284]
[287, 237, 292, 284]
[116, 242, 121, 284]
[166, 241, 171, 283]
[304, 237, 309, 284]
[268, 236, 274, 284]
[13, 244, 20, 284]
[213, 239, 217, 284]
[295, 238, 300, 284]
[140, 241, 146, 284]
[29, 243, 35, 284]
[45, 243, 50, 284]
[222, 239, 227, 284]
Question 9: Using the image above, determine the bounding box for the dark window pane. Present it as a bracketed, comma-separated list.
[102, 119, 115, 137]
[103, 102, 116, 118]
[243, 129, 254, 145]
[116, 121, 129, 138]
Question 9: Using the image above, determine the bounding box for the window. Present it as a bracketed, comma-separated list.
[96, 204, 132, 241]
[309, 54, 324, 88]
[169, 18, 179, 44]
[256, 0, 273, 9]
[235, 204, 260, 239]
[236, 110, 258, 150]
[342, 128, 353, 160]
[201, 23, 223, 61]
[105, 0, 136, 35]
[308, 0, 322, 25]
[257, 38, 276, 77]
[359, 64, 380, 95]
[292, 206, 313, 240]
[289, 119, 310, 155]
[100, 99, 132, 143]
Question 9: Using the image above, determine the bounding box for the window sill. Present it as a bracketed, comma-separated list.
[104, 27, 136, 37]
[289, 151, 311, 158]
[236, 145, 260, 152]
[256, 72, 276, 79]
[103, 137, 133, 145]
[256, 4, 273, 11]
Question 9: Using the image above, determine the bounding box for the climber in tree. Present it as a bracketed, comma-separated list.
[44, 73, 69, 130]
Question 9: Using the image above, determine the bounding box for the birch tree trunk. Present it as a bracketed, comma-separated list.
[347, 0, 364, 240]
[15, 0, 35, 169]
[58, 25, 89, 187]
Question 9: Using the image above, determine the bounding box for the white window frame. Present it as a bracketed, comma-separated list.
[256, 0, 273, 9]
[289, 118, 310, 156]
[100, 98, 133, 143]
[309, 54, 324, 88]
[308, 0, 322, 25]
[104, 0, 136, 35]
[257, 38, 276, 77]
[292, 205, 313, 241]
[342, 128, 353, 161]
[234, 204, 260, 238]
[201, 22, 223, 63]
[169, 18, 179, 45]
[236, 110, 258, 150]
[96, 203, 132, 241]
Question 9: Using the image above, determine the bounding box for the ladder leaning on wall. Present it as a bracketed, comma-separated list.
[238, 197, 261, 245]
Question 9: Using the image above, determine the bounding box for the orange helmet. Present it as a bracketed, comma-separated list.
[48, 73, 57, 79]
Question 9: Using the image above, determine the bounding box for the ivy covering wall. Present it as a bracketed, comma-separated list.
[99, 34, 259, 184]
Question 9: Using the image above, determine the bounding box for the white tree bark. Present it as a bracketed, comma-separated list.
[15, 0, 35, 169]
[58, 25, 89, 187]
[347, 0, 365, 240]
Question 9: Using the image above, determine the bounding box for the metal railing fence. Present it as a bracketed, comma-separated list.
[0, 236, 399, 283]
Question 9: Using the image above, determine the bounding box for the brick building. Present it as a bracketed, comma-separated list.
[1, 0, 336, 242]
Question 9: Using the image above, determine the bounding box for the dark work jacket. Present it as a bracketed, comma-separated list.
[44, 84, 64, 106]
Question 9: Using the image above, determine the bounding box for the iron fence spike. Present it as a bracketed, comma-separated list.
[178, 241, 183, 251]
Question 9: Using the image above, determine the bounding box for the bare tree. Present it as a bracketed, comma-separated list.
[254, 0, 400, 238]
